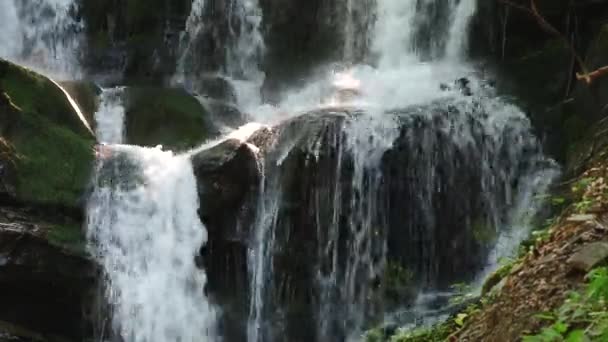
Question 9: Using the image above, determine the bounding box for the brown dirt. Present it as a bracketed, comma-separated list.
[455, 165, 608, 342]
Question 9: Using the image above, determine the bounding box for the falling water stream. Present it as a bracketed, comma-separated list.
[0, 0, 83, 79]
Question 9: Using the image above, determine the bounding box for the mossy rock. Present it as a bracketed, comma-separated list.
[125, 87, 217, 151]
[46, 223, 87, 256]
[0, 59, 95, 209]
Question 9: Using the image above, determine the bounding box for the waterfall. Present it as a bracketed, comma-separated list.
[0, 0, 83, 79]
[176, 0, 265, 111]
[445, 0, 478, 60]
[95, 88, 126, 145]
[343, 0, 375, 63]
[86, 93, 218, 341]
[241, 0, 558, 340]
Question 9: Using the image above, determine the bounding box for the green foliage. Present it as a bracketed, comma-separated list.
[385, 262, 414, 302]
[523, 267, 608, 341]
[450, 282, 475, 305]
[482, 257, 517, 295]
[570, 177, 601, 214]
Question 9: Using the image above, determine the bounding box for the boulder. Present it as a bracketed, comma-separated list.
[124, 87, 219, 151]
[0, 59, 95, 210]
[194, 75, 238, 104]
[190, 138, 262, 342]
[0, 207, 95, 341]
[201, 99, 249, 129]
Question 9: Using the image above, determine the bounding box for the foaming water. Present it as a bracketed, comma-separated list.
[87, 146, 218, 342]
[0, 0, 83, 79]
[88, 87, 218, 341]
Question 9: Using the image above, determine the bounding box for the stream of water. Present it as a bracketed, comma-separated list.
[0, 0, 83, 79]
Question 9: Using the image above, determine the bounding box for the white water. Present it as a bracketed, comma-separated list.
[226, 0, 266, 110]
[0, 0, 83, 79]
[94, 88, 126, 144]
[87, 90, 218, 341]
[87, 147, 217, 342]
[174, 0, 206, 87]
[445, 0, 478, 60]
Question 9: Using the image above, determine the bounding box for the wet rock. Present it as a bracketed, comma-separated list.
[194, 76, 238, 104]
[191, 138, 262, 342]
[124, 87, 218, 151]
[78, 0, 192, 83]
[201, 99, 249, 129]
[59, 81, 102, 130]
[568, 241, 608, 272]
[0, 212, 96, 340]
[0, 59, 95, 209]
[259, 0, 350, 101]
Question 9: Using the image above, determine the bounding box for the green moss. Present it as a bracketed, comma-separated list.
[0, 59, 95, 208]
[125, 87, 214, 151]
[47, 223, 87, 256]
[11, 112, 94, 207]
[0, 60, 93, 137]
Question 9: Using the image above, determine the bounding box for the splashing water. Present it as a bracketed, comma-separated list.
[87, 88, 218, 341]
[87, 146, 218, 342]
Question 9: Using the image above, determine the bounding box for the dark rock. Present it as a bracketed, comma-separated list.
[59, 81, 103, 131]
[124, 87, 219, 151]
[78, 0, 193, 83]
[0, 211, 96, 341]
[259, 0, 354, 102]
[194, 76, 238, 104]
[191, 138, 262, 342]
[201, 99, 249, 129]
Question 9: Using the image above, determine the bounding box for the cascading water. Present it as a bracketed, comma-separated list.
[0, 0, 83, 79]
[242, 0, 558, 340]
[175, 0, 265, 110]
[86, 93, 218, 341]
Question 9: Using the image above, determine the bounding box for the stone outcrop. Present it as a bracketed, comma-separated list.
[0, 207, 96, 341]
[0, 59, 95, 211]
[191, 93, 552, 340]
[124, 87, 218, 151]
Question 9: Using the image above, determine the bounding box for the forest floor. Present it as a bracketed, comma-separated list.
[455, 164, 608, 341]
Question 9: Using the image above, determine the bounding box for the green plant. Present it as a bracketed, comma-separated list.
[523, 267, 608, 341]
[384, 262, 415, 308]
